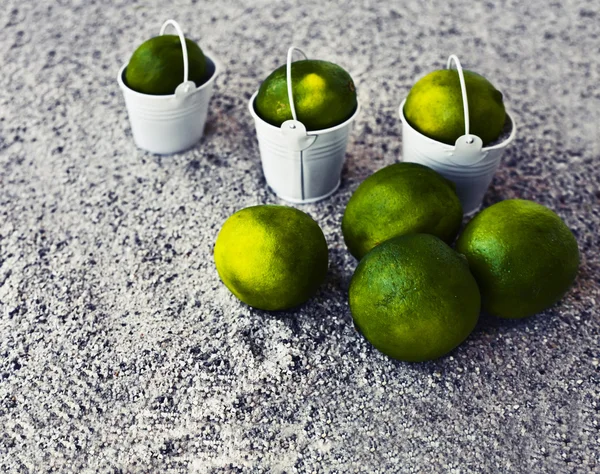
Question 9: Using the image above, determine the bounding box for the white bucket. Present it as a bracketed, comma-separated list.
[399, 55, 516, 214]
[248, 47, 360, 204]
[117, 20, 220, 155]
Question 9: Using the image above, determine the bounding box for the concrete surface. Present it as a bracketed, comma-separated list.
[0, 0, 599, 472]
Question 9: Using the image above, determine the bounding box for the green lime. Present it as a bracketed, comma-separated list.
[255, 59, 357, 131]
[125, 35, 207, 95]
[342, 163, 463, 260]
[349, 234, 481, 362]
[404, 69, 506, 145]
[456, 199, 579, 319]
[214, 205, 328, 311]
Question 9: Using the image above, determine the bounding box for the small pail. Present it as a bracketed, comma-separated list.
[399, 55, 516, 214]
[249, 47, 360, 203]
[118, 19, 220, 155]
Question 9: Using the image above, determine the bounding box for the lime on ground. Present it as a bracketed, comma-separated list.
[214, 205, 329, 311]
[456, 199, 579, 319]
[342, 162, 463, 260]
[349, 233, 481, 362]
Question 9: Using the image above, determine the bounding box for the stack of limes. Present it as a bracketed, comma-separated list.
[213, 179, 578, 362]
[341, 162, 477, 361]
[343, 169, 579, 362]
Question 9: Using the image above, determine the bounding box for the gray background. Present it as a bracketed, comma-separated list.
[1, 0, 599, 472]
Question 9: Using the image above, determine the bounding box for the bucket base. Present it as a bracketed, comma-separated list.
[133, 135, 201, 156]
[270, 179, 341, 204]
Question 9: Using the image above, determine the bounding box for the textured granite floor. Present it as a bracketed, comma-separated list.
[1, 1, 599, 473]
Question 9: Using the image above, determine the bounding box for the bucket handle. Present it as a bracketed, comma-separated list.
[160, 19, 195, 95]
[286, 46, 308, 121]
[446, 55, 470, 136]
[446, 55, 487, 165]
[279, 46, 316, 152]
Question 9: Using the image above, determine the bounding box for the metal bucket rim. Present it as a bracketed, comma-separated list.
[399, 98, 517, 152]
[117, 52, 221, 100]
[248, 91, 360, 136]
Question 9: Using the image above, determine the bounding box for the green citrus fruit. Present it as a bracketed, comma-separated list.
[342, 163, 463, 260]
[349, 234, 481, 362]
[404, 69, 506, 145]
[214, 205, 328, 311]
[125, 35, 207, 95]
[456, 199, 579, 319]
[255, 59, 357, 131]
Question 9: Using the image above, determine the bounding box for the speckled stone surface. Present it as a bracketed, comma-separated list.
[1, 1, 599, 473]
